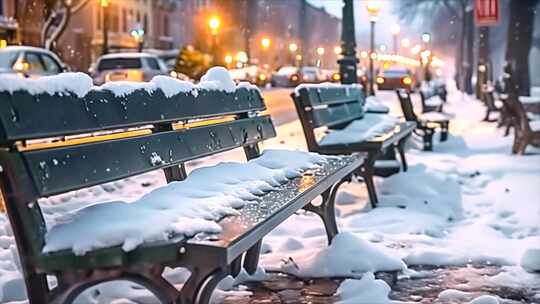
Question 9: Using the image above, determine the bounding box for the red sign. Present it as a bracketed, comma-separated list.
[475, 0, 499, 26]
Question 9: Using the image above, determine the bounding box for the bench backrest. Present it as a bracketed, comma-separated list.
[0, 75, 275, 257]
[291, 85, 365, 151]
[396, 89, 418, 122]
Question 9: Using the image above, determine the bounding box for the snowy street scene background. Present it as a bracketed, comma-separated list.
[0, 0, 539, 303]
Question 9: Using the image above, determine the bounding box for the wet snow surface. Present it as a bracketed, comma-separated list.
[0, 87, 539, 303]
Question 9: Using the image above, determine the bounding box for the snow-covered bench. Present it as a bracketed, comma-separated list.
[397, 89, 453, 151]
[419, 82, 446, 113]
[291, 85, 415, 208]
[0, 71, 364, 304]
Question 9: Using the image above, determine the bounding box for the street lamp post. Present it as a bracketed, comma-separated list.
[390, 23, 400, 54]
[338, 0, 358, 85]
[130, 28, 144, 53]
[100, 0, 110, 55]
[208, 16, 221, 66]
[365, 1, 380, 96]
[260, 37, 271, 67]
[289, 43, 298, 66]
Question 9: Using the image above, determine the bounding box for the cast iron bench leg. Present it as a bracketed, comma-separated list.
[181, 266, 229, 304]
[396, 139, 408, 172]
[356, 151, 379, 208]
[440, 122, 449, 142]
[26, 273, 49, 303]
[303, 178, 348, 244]
[423, 130, 434, 151]
[51, 270, 180, 304]
[243, 241, 262, 275]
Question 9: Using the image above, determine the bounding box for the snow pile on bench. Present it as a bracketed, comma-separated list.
[319, 113, 399, 146]
[43, 149, 328, 255]
[0, 66, 258, 98]
[366, 96, 390, 113]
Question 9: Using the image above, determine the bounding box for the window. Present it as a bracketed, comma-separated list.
[97, 5, 102, 30]
[144, 57, 160, 71]
[122, 8, 128, 32]
[98, 58, 142, 71]
[41, 54, 61, 74]
[110, 4, 119, 33]
[0, 50, 20, 69]
[24, 53, 46, 74]
[144, 14, 148, 33]
[163, 15, 170, 37]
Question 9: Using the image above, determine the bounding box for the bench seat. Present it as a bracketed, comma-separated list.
[37, 155, 363, 273]
[319, 114, 400, 147]
[419, 112, 455, 122]
[317, 121, 416, 154]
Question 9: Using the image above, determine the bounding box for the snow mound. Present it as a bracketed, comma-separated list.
[199, 66, 236, 93]
[335, 273, 392, 304]
[520, 248, 540, 272]
[438, 289, 471, 301]
[0, 72, 93, 98]
[43, 149, 329, 255]
[278, 232, 405, 278]
[378, 163, 464, 221]
[345, 207, 448, 237]
[0, 67, 252, 98]
[469, 295, 500, 304]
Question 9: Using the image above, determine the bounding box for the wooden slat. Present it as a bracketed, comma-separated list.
[298, 87, 364, 107]
[21, 116, 276, 197]
[310, 102, 364, 128]
[0, 87, 265, 144]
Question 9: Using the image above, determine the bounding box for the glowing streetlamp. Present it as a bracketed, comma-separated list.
[224, 54, 233, 68]
[334, 46, 342, 55]
[316, 47, 325, 56]
[289, 43, 298, 53]
[208, 16, 221, 36]
[261, 37, 271, 50]
[365, 0, 381, 95]
[401, 38, 410, 48]
[421, 32, 432, 44]
[208, 16, 221, 65]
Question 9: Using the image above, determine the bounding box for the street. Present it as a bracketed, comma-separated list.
[261, 88, 299, 126]
[0, 0, 539, 303]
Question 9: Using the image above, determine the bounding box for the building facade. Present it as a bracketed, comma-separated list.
[2, 0, 341, 72]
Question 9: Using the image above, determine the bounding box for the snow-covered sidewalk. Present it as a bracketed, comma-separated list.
[0, 89, 538, 303]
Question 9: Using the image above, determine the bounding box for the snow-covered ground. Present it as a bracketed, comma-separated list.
[0, 84, 539, 303]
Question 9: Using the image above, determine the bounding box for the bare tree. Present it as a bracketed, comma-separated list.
[396, 0, 472, 91]
[41, 0, 90, 51]
[505, 0, 539, 96]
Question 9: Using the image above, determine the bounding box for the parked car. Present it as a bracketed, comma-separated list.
[376, 68, 415, 91]
[229, 65, 270, 86]
[271, 66, 326, 87]
[90, 52, 168, 85]
[0, 46, 69, 78]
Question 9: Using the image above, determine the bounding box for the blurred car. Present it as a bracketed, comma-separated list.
[271, 66, 326, 87]
[0, 46, 69, 78]
[376, 68, 415, 90]
[90, 52, 168, 85]
[229, 65, 270, 86]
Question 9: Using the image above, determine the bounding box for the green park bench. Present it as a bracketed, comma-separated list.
[291, 85, 416, 208]
[0, 80, 364, 303]
[397, 89, 452, 151]
[419, 82, 446, 113]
